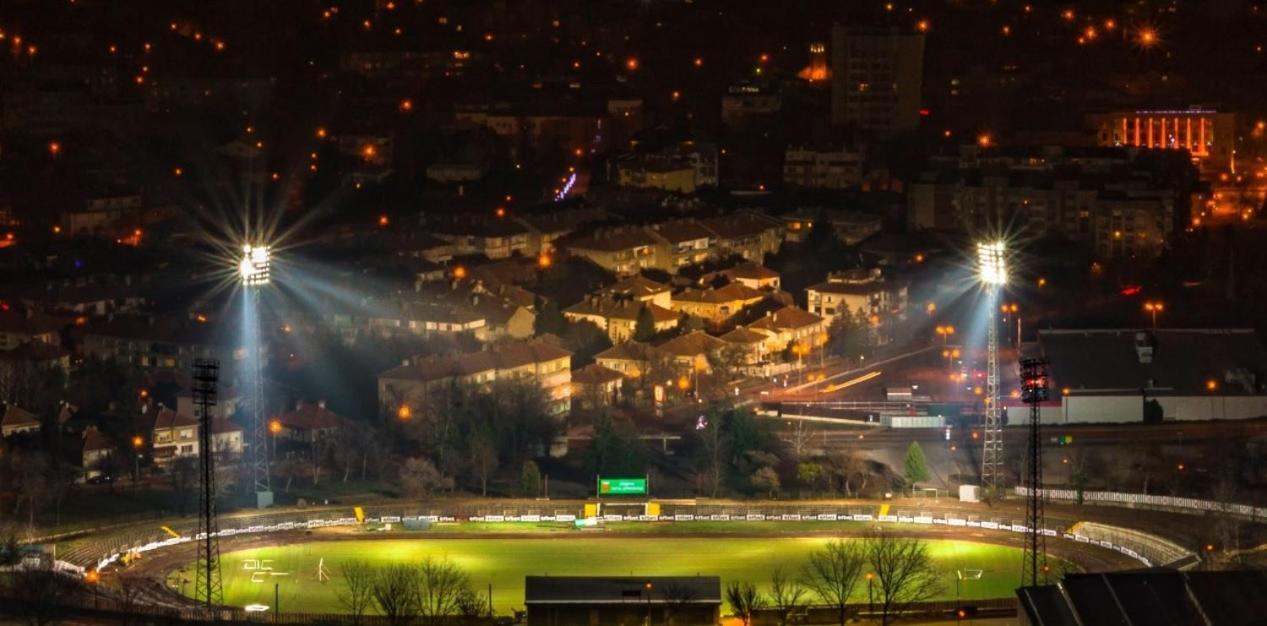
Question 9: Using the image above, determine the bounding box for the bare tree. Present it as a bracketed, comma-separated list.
[455, 587, 488, 621]
[400, 457, 452, 498]
[336, 560, 376, 625]
[768, 567, 808, 626]
[826, 451, 869, 497]
[724, 581, 765, 626]
[787, 420, 816, 461]
[418, 557, 469, 626]
[660, 582, 699, 626]
[468, 432, 498, 497]
[801, 538, 866, 626]
[4, 566, 83, 626]
[865, 529, 943, 626]
[371, 564, 420, 626]
[114, 574, 147, 626]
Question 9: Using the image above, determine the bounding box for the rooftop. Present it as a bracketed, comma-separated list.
[747, 306, 824, 332]
[657, 330, 726, 357]
[525, 576, 721, 605]
[674, 283, 766, 305]
[277, 402, 340, 431]
[566, 228, 658, 253]
[570, 363, 625, 385]
[1038, 328, 1267, 395]
[380, 341, 571, 383]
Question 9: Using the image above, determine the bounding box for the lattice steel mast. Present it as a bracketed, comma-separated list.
[1020, 357, 1051, 587]
[193, 358, 223, 614]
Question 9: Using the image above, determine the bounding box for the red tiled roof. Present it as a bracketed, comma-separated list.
[277, 403, 339, 432]
[152, 407, 197, 430]
[82, 428, 113, 453]
[747, 306, 824, 332]
[720, 327, 767, 344]
[380, 341, 572, 383]
[674, 283, 766, 304]
[657, 331, 727, 357]
[1, 405, 40, 429]
[570, 363, 625, 385]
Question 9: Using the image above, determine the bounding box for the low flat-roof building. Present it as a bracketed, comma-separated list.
[1020, 328, 1267, 424]
[525, 576, 721, 626]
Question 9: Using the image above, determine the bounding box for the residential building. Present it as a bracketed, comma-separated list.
[698, 213, 785, 262]
[378, 341, 572, 417]
[782, 208, 883, 245]
[599, 276, 672, 309]
[81, 427, 115, 479]
[719, 327, 770, 366]
[830, 26, 926, 132]
[0, 405, 40, 437]
[150, 406, 199, 463]
[82, 315, 247, 375]
[275, 401, 341, 443]
[564, 228, 659, 277]
[614, 158, 698, 193]
[646, 220, 715, 271]
[594, 341, 657, 380]
[670, 283, 767, 325]
[657, 331, 728, 372]
[1020, 329, 1267, 425]
[210, 419, 244, 458]
[570, 364, 625, 410]
[746, 306, 827, 354]
[714, 263, 781, 291]
[783, 146, 863, 189]
[564, 297, 678, 343]
[0, 309, 63, 351]
[525, 576, 721, 626]
[176, 387, 242, 421]
[806, 268, 909, 324]
[430, 216, 534, 260]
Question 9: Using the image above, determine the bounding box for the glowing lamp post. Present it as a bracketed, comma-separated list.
[977, 240, 1007, 494]
[1143, 301, 1164, 328]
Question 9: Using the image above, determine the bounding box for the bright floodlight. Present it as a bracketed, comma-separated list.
[239, 244, 271, 286]
[977, 241, 1007, 286]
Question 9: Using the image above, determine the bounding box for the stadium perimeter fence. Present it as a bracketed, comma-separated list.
[56, 501, 1165, 576]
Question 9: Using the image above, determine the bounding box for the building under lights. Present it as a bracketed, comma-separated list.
[1008, 329, 1267, 425]
[1089, 109, 1236, 172]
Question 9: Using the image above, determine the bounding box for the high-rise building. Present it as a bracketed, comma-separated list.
[830, 26, 925, 132]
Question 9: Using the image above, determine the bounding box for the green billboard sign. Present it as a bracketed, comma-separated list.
[598, 477, 647, 496]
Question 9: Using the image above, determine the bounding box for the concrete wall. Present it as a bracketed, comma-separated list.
[1009, 394, 1267, 424]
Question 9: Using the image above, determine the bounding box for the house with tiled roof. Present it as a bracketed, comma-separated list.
[429, 215, 534, 259]
[150, 406, 199, 463]
[646, 219, 715, 271]
[699, 212, 784, 262]
[563, 228, 659, 277]
[657, 330, 728, 372]
[275, 401, 341, 443]
[570, 363, 625, 409]
[594, 341, 659, 379]
[81, 427, 115, 478]
[746, 306, 827, 354]
[670, 283, 767, 325]
[378, 341, 572, 417]
[210, 419, 244, 458]
[805, 268, 909, 324]
[564, 297, 678, 343]
[719, 327, 770, 366]
[599, 276, 672, 309]
[0, 404, 40, 437]
[717, 263, 781, 291]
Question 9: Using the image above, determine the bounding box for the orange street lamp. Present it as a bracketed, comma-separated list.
[677, 375, 691, 391]
[538, 254, 552, 269]
[452, 265, 467, 279]
[1143, 301, 1164, 328]
[397, 405, 412, 420]
[926, 301, 936, 315]
[268, 419, 283, 435]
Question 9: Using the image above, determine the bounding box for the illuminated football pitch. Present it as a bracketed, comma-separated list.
[172, 534, 1040, 615]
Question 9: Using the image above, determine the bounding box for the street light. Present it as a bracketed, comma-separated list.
[131, 435, 144, 481]
[935, 325, 955, 344]
[1144, 301, 1164, 328]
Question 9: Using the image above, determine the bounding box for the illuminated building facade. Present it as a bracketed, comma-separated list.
[1092, 109, 1235, 172]
[797, 42, 830, 83]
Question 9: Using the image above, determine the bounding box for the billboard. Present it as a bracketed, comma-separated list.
[598, 477, 647, 496]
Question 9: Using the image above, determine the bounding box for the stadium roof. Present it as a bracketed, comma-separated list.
[1018, 569, 1267, 625]
[1038, 329, 1267, 395]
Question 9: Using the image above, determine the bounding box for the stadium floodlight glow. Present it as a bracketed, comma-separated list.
[238, 244, 271, 286]
[977, 241, 1007, 286]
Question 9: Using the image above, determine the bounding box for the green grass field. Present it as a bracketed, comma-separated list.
[171, 535, 1036, 615]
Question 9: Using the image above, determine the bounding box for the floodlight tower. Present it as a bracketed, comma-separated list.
[192, 358, 222, 611]
[977, 241, 1007, 495]
[1020, 357, 1051, 587]
[239, 244, 273, 508]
